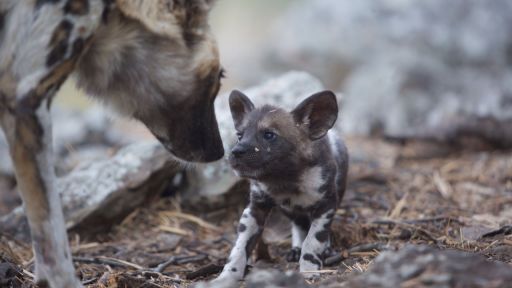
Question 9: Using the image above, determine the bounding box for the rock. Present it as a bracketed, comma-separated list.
[246, 269, 310, 288]
[183, 71, 340, 205]
[0, 142, 181, 240]
[268, 0, 512, 147]
[340, 245, 512, 288]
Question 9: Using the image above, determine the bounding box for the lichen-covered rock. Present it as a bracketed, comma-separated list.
[339, 245, 512, 288]
[268, 0, 512, 146]
[183, 71, 341, 204]
[246, 269, 310, 288]
[0, 142, 180, 240]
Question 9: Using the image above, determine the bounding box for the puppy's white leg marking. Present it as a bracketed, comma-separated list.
[300, 209, 335, 274]
[217, 207, 260, 281]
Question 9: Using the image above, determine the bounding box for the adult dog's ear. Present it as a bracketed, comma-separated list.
[229, 90, 255, 131]
[292, 91, 338, 140]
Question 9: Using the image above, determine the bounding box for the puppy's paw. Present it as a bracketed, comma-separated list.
[302, 271, 321, 280]
[299, 253, 322, 277]
[286, 247, 301, 262]
[201, 276, 238, 288]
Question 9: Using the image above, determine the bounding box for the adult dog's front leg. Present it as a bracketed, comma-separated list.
[1, 100, 81, 287]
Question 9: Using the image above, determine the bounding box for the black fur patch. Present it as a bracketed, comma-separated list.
[238, 223, 247, 233]
[46, 20, 73, 67]
[0, 13, 4, 31]
[302, 253, 321, 267]
[326, 210, 336, 219]
[245, 232, 260, 260]
[286, 247, 301, 262]
[72, 38, 85, 57]
[35, 279, 50, 288]
[64, 0, 89, 15]
[315, 229, 329, 243]
[288, 215, 310, 232]
[101, 0, 113, 23]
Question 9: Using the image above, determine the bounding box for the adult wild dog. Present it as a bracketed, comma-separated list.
[0, 0, 223, 286]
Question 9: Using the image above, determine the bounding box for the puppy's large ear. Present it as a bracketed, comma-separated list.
[229, 90, 255, 130]
[292, 91, 338, 140]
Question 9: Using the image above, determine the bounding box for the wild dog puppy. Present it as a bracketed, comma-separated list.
[216, 90, 349, 281]
[0, 1, 223, 286]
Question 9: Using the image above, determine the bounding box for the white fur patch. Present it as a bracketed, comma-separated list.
[290, 166, 324, 208]
[217, 207, 259, 281]
[327, 130, 340, 157]
[292, 223, 307, 248]
[300, 210, 333, 273]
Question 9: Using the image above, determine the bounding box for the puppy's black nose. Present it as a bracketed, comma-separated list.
[231, 145, 249, 158]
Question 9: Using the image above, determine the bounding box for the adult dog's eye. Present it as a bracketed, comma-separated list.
[236, 132, 243, 141]
[263, 131, 277, 141]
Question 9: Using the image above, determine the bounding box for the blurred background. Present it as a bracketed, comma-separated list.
[57, 0, 512, 142]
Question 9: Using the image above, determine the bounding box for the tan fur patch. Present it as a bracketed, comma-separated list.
[49, 23, 71, 47]
[65, 0, 89, 15]
[10, 118, 50, 221]
[0, 70, 17, 111]
[194, 35, 219, 79]
[36, 59, 76, 97]
[116, 0, 183, 39]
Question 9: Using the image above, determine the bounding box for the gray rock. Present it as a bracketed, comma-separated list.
[340, 245, 512, 288]
[246, 269, 310, 288]
[268, 0, 512, 146]
[0, 142, 181, 240]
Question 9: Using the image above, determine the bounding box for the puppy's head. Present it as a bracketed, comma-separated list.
[228, 90, 338, 180]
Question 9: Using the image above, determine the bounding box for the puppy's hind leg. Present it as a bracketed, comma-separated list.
[286, 216, 309, 262]
[300, 206, 336, 277]
[1, 96, 81, 287]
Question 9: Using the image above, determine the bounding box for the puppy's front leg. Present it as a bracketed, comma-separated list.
[300, 205, 336, 275]
[217, 192, 273, 281]
[1, 99, 81, 287]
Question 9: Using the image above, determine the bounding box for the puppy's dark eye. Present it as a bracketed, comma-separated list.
[263, 131, 277, 141]
[219, 68, 226, 79]
[236, 132, 243, 141]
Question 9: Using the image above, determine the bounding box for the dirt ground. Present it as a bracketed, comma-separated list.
[1, 136, 512, 287]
